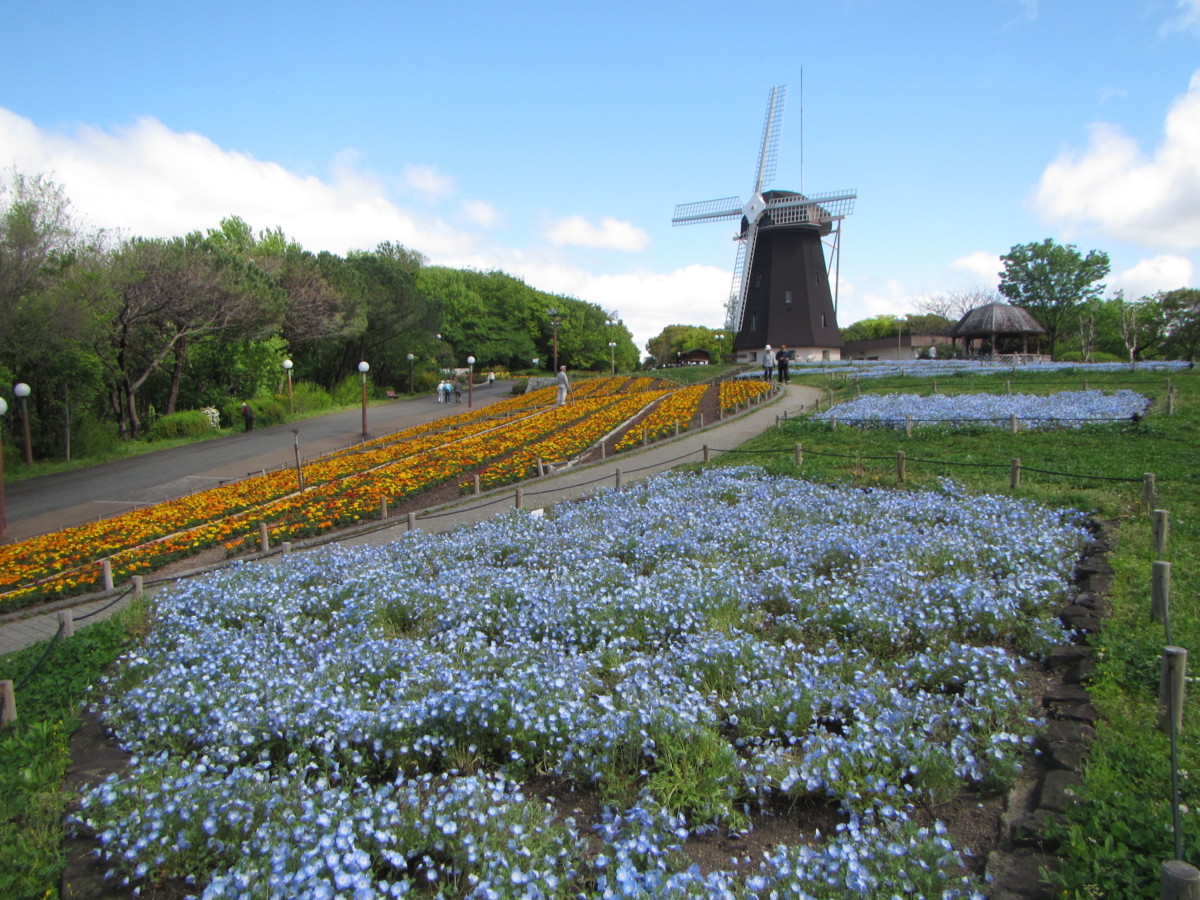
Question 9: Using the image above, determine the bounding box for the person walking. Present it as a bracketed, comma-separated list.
[762, 345, 774, 382]
[453, 381, 462, 404]
[555, 365, 571, 406]
[240, 402, 254, 431]
[776, 345, 791, 384]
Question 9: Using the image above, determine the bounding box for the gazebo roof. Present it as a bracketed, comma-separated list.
[949, 302, 1046, 338]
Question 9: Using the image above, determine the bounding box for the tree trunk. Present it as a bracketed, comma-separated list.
[166, 337, 186, 415]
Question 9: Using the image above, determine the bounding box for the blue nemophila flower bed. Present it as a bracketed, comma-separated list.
[76, 468, 1091, 898]
[814, 389, 1150, 429]
[785, 359, 1190, 379]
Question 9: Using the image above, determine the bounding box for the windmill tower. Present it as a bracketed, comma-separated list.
[672, 85, 856, 363]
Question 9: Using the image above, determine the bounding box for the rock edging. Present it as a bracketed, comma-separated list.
[986, 519, 1113, 898]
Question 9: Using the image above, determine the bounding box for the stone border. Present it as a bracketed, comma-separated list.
[986, 518, 1113, 898]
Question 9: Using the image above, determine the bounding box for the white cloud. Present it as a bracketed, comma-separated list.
[1033, 70, 1200, 249]
[1110, 254, 1195, 298]
[1161, 0, 1200, 35]
[0, 108, 475, 257]
[544, 215, 651, 251]
[461, 199, 499, 228]
[403, 163, 454, 198]
[951, 251, 1001, 283]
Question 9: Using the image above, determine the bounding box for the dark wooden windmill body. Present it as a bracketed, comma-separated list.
[672, 85, 856, 363]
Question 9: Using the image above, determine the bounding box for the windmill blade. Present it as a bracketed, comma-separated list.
[763, 189, 857, 225]
[726, 222, 760, 333]
[672, 196, 743, 226]
[753, 85, 787, 195]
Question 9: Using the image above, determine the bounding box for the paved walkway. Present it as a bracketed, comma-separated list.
[0, 383, 820, 655]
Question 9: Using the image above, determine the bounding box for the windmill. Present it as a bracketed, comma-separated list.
[672, 85, 856, 362]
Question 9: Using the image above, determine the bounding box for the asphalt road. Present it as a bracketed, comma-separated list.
[4, 382, 518, 542]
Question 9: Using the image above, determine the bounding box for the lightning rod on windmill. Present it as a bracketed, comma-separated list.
[672, 84, 856, 365]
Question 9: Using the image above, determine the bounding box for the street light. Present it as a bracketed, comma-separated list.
[548, 309, 562, 371]
[282, 359, 294, 415]
[0, 396, 7, 542]
[608, 341, 616, 375]
[357, 361, 370, 438]
[466, 356, 475, 408]
[406, 353, 415, 394]
[13, 383, 31, 466]
[715, 333, 725, 364]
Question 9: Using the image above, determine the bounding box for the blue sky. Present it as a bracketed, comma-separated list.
[2, 0, 1199, 354]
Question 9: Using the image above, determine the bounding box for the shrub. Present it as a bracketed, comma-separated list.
[288, 381, 333, 415]
[71, 416, 123, 457]
[145, 410, 219, 442]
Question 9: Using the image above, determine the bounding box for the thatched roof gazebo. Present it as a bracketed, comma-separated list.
[949, 301, 1047, 359]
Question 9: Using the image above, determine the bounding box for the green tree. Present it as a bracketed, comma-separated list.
[645, 324, 726, 366]
[998, 239, 1110, 358]
[1158, 288, 1200, 361]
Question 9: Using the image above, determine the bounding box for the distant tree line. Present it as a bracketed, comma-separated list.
[0, 170, 639, 461]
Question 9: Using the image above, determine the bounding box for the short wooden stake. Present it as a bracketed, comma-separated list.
[379, 497, 389, 519]
[1154, 509, 1170, 559]
[615, 467, 623, 489]
[674, 421, 680, 436]
[1167, 388, 1176, 416]
[1010, 414, 1019, 434]
[600, 442, 606, 460]
[1011, 458, 1021, 489]
[1005, 379, 1011, 393]
[905, 415, 912, 437]
[703, 445, 711, 463]
[1145, 473, 1158, 509]
[795, 443, 803, 466]
[473, 474, 481, 495]
[259, 522, 270, 552]
[0, 680, 15, 727]
[132, 575, 144, 599]
[1160, 860, 1200, 899]
[406, 512, 417, 531]
[699, 413, 704, 427]
[102, 558, 113, 592]
[1083, 377, 1089, 390]
[1159, 647, 1188, 735]
[536, 457, 544, 476]
[515, 488, 524, 508]
[831, 416, 838, 430]
[281, 541, 293, 554]
[58, 610, 74, 638]
[1152, 561, 1172, 629]
[896, 450, 906, 482]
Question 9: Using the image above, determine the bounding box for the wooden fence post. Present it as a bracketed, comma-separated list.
[515, 488, 524, 509]
[1159, 647, 1188, 735]
[1154, 509, 1170, 559]
[615, 467, 623, 489]
[1010, 414, 1019, 434]
[473, 474, 481, 495]
[1160, 860, 1200, 899]
[1152, 561, 1171, 628]
[379, 497, 389, 520]
[1011, 458, 1021, 489]
[703, 445, 711, 463]
[0, 680, 15, 727]
[102, 558, 114, 592]
[259, 522, 270, 552]
[1145, 473, 1158, 509]
[407, 512, 417, 531]
[896, 450, 906, 482]
[795, 443, 803, 467]
[905, 415, 912, 437]
[58, 610, 74, 639]
[132, 575, 144, 599]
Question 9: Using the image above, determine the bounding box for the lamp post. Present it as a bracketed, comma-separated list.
[549, 309, 562, 371]
[406, 353, 415, 394]
[357, 361, 370, 439]
[13, 383, 31, 466]
[282, 359, 294, 415]
[606, 319, 617, 375]
[0, 396, 7, 542]
[466, 356, 476, 408]
[715, 333, 725, 364]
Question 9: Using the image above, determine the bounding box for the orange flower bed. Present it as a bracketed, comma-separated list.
[612, 385, 709, 452]
[719, 379, 773, 413]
